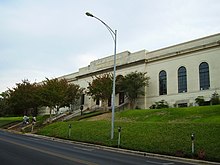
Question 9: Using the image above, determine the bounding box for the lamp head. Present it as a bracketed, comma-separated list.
[85, 12, 94, 17]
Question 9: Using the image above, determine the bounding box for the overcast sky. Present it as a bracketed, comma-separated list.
[1, 0, 220, 93]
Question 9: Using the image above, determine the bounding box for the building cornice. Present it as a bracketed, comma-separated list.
[62, 33, 220, 82]
[146, 40, 220, 63]
[72, 59, 146, 80]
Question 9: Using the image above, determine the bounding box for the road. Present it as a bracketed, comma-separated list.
[0, 130, 195, 165]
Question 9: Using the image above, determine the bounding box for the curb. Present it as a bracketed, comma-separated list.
[0, 128, 24, 135]
[1, 128, 219, 165]
[25, 132, 220, 165]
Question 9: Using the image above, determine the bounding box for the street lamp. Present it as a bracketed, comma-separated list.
[86, 12, 117, 139]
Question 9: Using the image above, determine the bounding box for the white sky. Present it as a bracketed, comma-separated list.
[1, 0, 220, 93]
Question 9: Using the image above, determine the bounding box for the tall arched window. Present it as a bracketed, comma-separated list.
[199, 62, 210, 90]
[159, 70, 167, 95]
[178, 66, 187, 93]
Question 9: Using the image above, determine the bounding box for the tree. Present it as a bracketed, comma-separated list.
[31, 83, 44, 116]
[41, 78, 69, 115]
[40, 78, 84, 115]
[66, 83, 84, 110]
[115, 75, 124, 94]
[0, 90, 11, 116]
[7, 80, 41, 116]
[87, 73, 113, 110]
[120, 71, 150, 109]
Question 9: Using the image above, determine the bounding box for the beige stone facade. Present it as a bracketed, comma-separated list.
[59, 33, 220, 109]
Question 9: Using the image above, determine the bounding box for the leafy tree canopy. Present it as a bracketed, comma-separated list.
[0, 78, 84, 116]
[7, 79, 41, 115]
[87, 73, 113, 109]
[120, 71, 150, 109]
[41, 78, 84, 114]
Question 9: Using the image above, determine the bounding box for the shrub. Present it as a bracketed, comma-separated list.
[210, 92, 220, 105]
[150, 100, 169, 109]
[195, 96, 205, 106]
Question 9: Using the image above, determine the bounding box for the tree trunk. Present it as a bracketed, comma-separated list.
[129, 99, 136, 109]
[102, 99, 108, 111]
[49, 107, 52, 122]
[56, 106, 59, 114]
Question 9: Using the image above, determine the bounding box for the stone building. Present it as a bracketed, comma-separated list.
[59, 33, 220, 110]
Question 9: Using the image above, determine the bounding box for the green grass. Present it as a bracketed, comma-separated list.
[37, 105, 220, 162]
[73, 111, 107, 121]
[0, 117, 23, 127]
[0, 115, 49, 129]
[116, 105, 220, 123]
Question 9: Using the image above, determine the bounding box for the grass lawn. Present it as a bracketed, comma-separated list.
[0, 115, 49, 129]
[0, 117, 23, 128]
[37, 105, 220, 162]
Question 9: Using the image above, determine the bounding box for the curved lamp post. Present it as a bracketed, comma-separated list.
[86, 12, 117, 139]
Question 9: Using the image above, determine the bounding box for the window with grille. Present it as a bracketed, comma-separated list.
[178, 66, 187, 93]
[159, 70, 167, 95]
[199, 62, 210, 90]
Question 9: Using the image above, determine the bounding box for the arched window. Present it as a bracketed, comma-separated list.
[159, 70, 167, 95]
[178, 66, 187, 93]
[199, 62, 210, 90]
